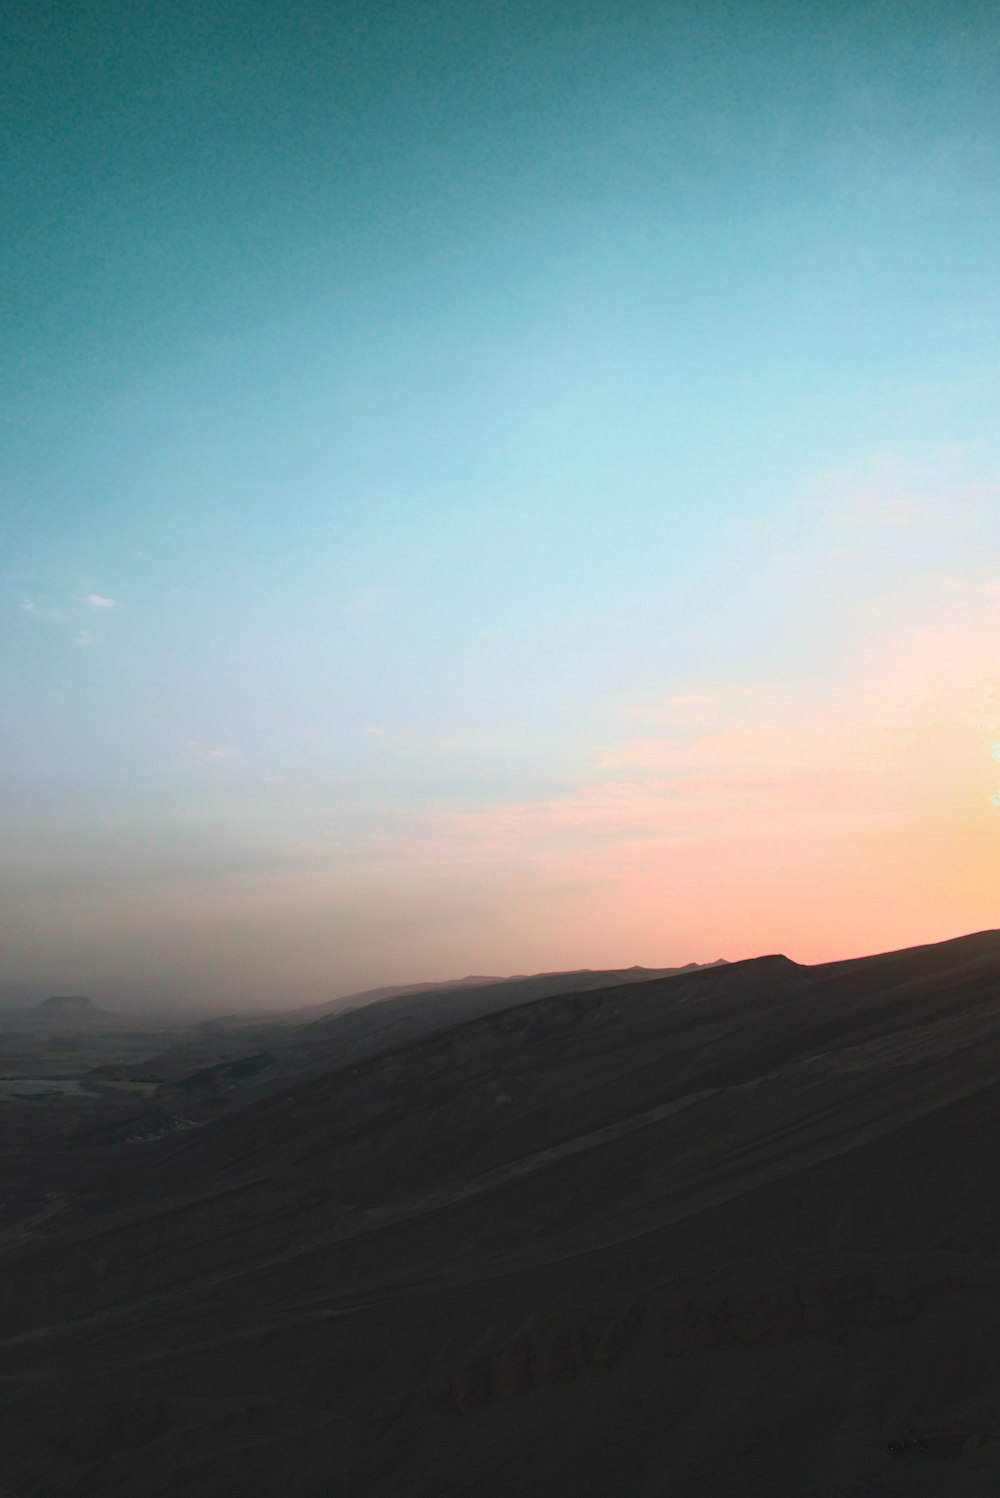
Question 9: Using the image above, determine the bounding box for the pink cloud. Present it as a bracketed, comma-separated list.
[354, 578, 999, 961]
[803, 447, 1000, 534]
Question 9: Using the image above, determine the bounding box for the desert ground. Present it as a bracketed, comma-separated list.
[2, 933, 1000, 1496]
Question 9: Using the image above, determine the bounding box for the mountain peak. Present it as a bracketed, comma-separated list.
[40, 994, 99, 1012]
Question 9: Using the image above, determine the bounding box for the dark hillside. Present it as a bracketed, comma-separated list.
[2, 932, 1000, 1496]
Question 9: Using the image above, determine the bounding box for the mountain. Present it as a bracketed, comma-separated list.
[24, 994, 117, 1030]
[310, 963, 727, 1019]
[108, 961, 728, 1107]
[2, 932, 1000, 1496]
[38, 994, 100, 1017]
[315, 974, 507, 1015]
[295, 959, 727, 1053]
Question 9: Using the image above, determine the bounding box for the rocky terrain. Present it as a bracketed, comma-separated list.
[1, 931, 1000, 1495]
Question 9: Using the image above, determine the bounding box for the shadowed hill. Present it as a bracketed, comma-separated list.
[118, 961, 726, 1105]
[313, 974, 507, 1015]
[6, 995, 148, 1035]
[294, 959, 726, 1055]
[1, 932, 1000, 1497]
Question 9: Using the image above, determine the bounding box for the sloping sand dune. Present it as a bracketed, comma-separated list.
[2, 931, 1000, 1496]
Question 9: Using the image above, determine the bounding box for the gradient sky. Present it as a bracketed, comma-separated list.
[3, 0, 998, 1008]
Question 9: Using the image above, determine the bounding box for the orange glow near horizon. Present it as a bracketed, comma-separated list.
[351, 576, 1000, 973]
[4, 575, 997, 1005]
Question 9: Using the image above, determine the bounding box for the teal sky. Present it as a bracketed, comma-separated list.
[4, 1, 999, 1008]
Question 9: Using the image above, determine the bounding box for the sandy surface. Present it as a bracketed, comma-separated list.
[1, 931, 999, 1496]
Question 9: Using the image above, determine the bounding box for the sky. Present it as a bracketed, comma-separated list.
[2, 0, 999, 1009]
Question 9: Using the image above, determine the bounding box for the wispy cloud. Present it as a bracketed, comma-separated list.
[19, 592, 121, 629]
[19, 598, 66, 621]
[823, 451, 923, 529]
[624, 686, 766, 725]
[806, 446, 999, 533]
[75, 631, 97, 647]
[343, 588, 384, 616]
[356, 580, 1000, 923]
[186, 739, 231, 763]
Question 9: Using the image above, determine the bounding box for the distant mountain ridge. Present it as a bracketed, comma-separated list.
[39, 995, 99, 1014]
[105, 960, 731, 1104]
[25, 994, 144, 1032]
[301, 960, 729, 1021]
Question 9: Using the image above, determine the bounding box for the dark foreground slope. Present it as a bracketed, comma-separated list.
[2, 931, 1000, 1497]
